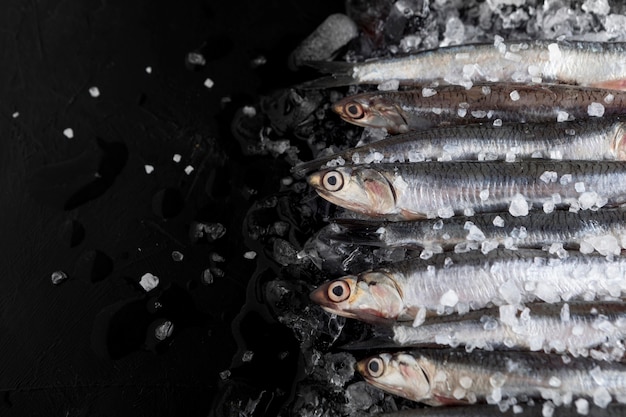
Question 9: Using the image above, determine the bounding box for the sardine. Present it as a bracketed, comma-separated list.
[309, 249, 626, 323]
[375, 404, 626, 417]
[302, 40, 626, 89]
[345, 301, 626, 357]
[356, 348, 626, 406]
[293, 117, 626, 176]
[307, 161, 626, 220]
[319, 209, 626, 256]
[331, 84, 626, 134]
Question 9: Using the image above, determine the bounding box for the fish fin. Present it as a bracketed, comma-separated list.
[296, 61, 357, 89]
[590, 79, 626, 91]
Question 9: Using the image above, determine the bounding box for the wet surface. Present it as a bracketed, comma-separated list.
[0, 0, 339, 415]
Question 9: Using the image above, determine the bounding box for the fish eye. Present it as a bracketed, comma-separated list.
[322, 170, 344, 192]
[367, 357, 385, 378]
[327, 280, 350, 302]
[345, 102, 364, 119]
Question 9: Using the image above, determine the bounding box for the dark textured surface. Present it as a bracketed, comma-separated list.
[0, 0, 339, 415]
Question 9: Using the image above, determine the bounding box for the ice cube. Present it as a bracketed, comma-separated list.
[144, 165, 154, 174]
[467, 225, 486, 241]
[422, 87, 437, 97]
[575, 398, 589, 415]
[540, 171, 558, 183]
[88, 86, 100, 97]
[481, 239, 499, 254]
[438, 206, 455, 218]
[592, 386, 612, 408]
[509, 90, 520, 101]
[499, 304, 518, 325]
[51, 270, 68, 285]
[184, 165, 195, 175]
[509, 193, 529, 217]
[441, 16, 465, 47]
[543, 201, 555, 213]
[493, 119, 503, 127]
[243, 251, 257, 260]
[172, 154, 181, 163]
[412, 307, 427, 327]
[499, 280, 521, 304]
[171, 251, 184, 261]
[604, 93, 615, 104]
[587, 102, 605, 117]
[542, 402, 555, 417]
[12, 112, 19, 118]
[493, 216, 505, 227]
[471, 110, 487, 118]
[582, 0, 610, 16]
[440, 290, 459, 307]
[63, 128, 74, 139]
[556, 111, 569, 122]
[139, 273, 159, 292]
[378, 79, 400, 91]
[204, 78, 214, 89]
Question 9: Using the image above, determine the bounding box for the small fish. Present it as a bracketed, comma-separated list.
[302, 39, 626, 89]
[307, 161, 626, 220]
[345, 301, 626, 357]
[331, 84, 626, 134]
[356, 348, 626, 405]
[374, 404, 626, 417]
[318, 208, 626, 256]
[309, 249, 626, 323]
[293, 117, 626, 176]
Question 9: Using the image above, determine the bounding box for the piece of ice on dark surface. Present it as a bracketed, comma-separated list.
[154, 320, 174, 341]
[289, 14, 358, 68]
[50, 270, 68, 285]
[189, 221, 226, 242]
[139, 272, 159, 292]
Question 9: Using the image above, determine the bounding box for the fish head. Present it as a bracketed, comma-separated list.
[309, 271, 404, 324]
[357, 352, 432, 402]
[307, 167, 397, 217]
[332, 94, 409, 134]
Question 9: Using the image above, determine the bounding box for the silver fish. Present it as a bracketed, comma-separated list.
[309, 249, 626, 323]
[375, 404, 626, 417]
[346, 301, 626, 357]
[303, 40, 626, 89]
[308, 161, 626, 220]
[331, 84, 626, 134]
[357, 348, 626, 406]
[319, 208, 626, 256]
[293, 117, 626, 176]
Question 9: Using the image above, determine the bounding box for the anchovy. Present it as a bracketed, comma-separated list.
[293, 117, 626, 176]
[375, 404, 626, 417]
[302, 39, 626, 89]
[331, 84, 626, 134]
[309, 249, 626, 323]
[345, 301, 626, 357]
[308, 161, 626, 220]
[319, 208, 626, 255]
[357, 348, 626, 406]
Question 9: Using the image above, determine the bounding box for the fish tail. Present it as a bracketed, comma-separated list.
[296, 61, 357, 89]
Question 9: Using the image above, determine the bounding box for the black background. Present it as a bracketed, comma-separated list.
[0, 0, 340, 415]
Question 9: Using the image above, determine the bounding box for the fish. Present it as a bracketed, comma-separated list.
[344, 301, 626, 357]
[374, 404, 626, 417]
[316, 208, 626, 256]
[331, 84, 626, 134]
[292, 117, 626, 176]
[307, 160, 626, 220]
[309, 249, 626, 323]
[301, 39, 626, 89]
[356, 348, 626, 406]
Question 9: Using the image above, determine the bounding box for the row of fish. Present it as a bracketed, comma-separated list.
[298, 36, 626, 415]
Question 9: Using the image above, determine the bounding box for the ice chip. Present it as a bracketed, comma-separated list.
[509, 193, 529, 217]
[204, 78, 214, 89]
[378, 79, 400, 91]
[63, 128, 74, 139]
[440, 289, 459, 307]
[560, 174, 572, 185]
[542, 402, 555, 417]
[438, 206, 455, 218]
[467, 225, 486, 241]
[556, 111, 569, 122]
[604, 93, 615, 104]
[422, 87, 437, 97]
[493, 119, 502, 127]
[543, 201, 555, 213]
[575, 398, 589, 415]
[499, 280, 521, 304]
[509, 90, 520, 101]
[548, 43, 562, 62]
[593, 386, 612, 408]
[582, 0, 611, 16]
[493, 216, 505, 227]
[412, 307, 427, 327]
[51, 270, 68, 285]
[587, 102, 605, 117]
[539, 171, 558, 183]
[139, 273, 159, 292]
